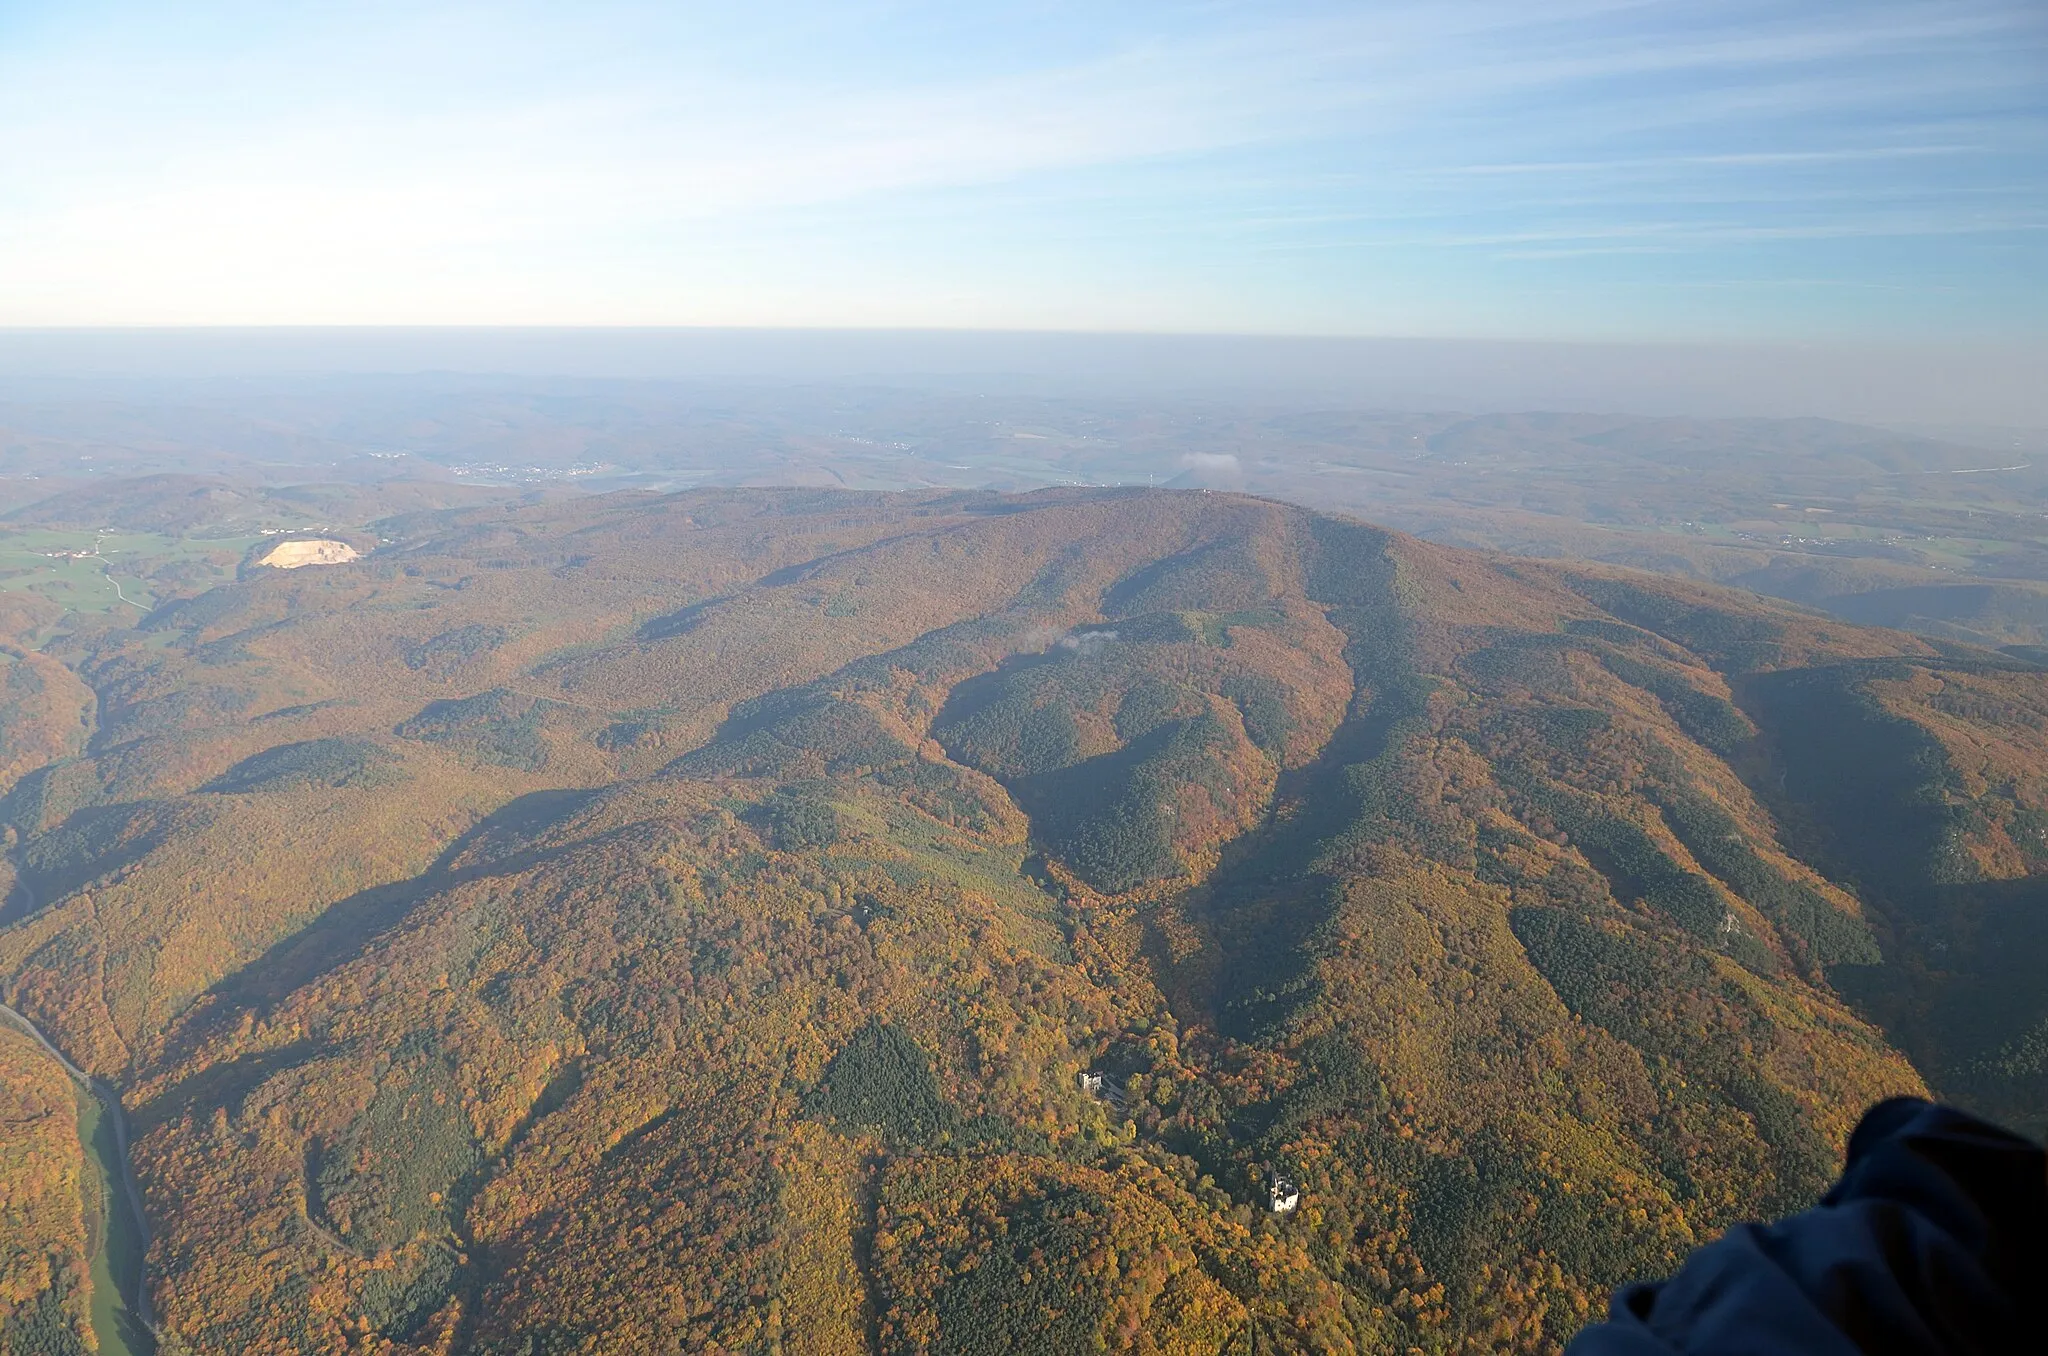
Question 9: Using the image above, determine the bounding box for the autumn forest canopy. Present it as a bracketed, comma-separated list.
[6, 0, 2044, 1341]
[1, 472, 2046, 1356]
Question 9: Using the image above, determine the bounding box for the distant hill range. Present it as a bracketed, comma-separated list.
[1, 485, 2044, 1353]
[2, 472, 515, 535]
[7, 378, 2046, 646]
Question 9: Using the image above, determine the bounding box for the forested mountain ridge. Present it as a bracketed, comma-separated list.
[12, 380, 2045, 648]
[0, 485, 2041, 1355]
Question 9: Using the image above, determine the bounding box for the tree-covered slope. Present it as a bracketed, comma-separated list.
[0, 1021, 92, 1356]
[0, 487, 2038, 1355]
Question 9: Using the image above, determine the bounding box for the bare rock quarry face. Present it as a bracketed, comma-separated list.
[256, 538, 360, 569]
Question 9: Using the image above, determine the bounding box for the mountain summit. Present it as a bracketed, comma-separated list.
[3, 487, 2043, 1355]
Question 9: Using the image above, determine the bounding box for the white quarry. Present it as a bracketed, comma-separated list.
[256, 539, 360, 569]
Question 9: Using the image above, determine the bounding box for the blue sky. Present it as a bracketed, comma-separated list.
[1, 0, 2043, 339]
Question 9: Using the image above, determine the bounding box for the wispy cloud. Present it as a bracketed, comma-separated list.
[0, 0, 2040, 333]
[1447, 146, 1987, 176]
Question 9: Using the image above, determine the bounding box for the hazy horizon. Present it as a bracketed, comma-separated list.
[2, 327, 2045, 430]
[8, 3, 2041, 427]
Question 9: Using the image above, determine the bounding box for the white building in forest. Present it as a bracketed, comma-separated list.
[1078, 1069, 1129, 1114]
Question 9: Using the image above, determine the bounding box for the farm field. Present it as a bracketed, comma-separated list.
[0, 528, 267, 617]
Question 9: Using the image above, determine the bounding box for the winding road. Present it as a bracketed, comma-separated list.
[89, 533, 148, 613]
[104, 572, 144, 611]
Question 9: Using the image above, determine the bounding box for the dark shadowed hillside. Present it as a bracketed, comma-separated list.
[0, 486, 2040, 1355]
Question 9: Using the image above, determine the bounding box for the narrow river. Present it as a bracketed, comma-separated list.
[0, 1001, 158, 1356]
